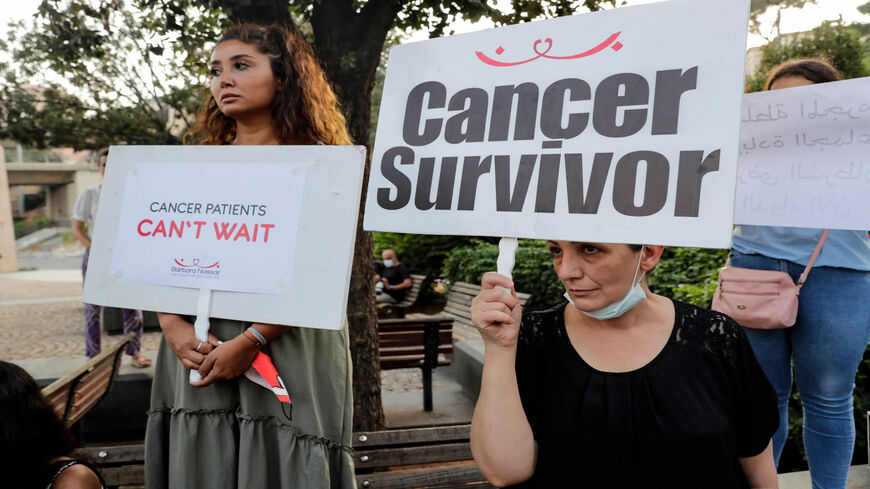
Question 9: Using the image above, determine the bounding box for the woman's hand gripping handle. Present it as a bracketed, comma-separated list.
[471, 272, 523, 351]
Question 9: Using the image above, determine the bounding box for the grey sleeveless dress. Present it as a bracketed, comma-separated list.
[145, 318, 356, 488]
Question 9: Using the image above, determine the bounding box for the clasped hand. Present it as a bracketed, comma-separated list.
[470, 272, 524, 350]
[158, 314, 260, 387]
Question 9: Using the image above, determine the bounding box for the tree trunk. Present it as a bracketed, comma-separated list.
[222, 0, 293, 28]
[227, 0, 404, 432]
[311, 0, 403, 431]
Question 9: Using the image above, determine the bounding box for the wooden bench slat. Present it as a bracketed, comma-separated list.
[355, 442, 472, 469]
[379, 315, 451, 325]
[443, 305, 473, 321]
[354, 425, 471, 447]
[100, 465, 146, 487]
[379, 347, 453, 357]
[42, 333, 132, 426]
[68, 381, 114, 425]
[380, 329, 453, 339]
[356, 463, 491, 489]
[82, 444, 145, 464]
[41, 335, 129, 398]
[379, 333, 453, 346]
[449, 282, 482, 295]
[380, 358, 451, 369]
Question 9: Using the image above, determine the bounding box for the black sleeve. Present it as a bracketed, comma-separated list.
[398, 263, 410, 281]
[515, 315, 541, 437]
[725, 322, 779, 457]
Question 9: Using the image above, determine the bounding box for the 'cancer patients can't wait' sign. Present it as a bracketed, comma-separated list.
[364, 0, 751, 248]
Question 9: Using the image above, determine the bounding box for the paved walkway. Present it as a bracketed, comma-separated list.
[0, 273, 162, 359]
[0, 268, 446, 398]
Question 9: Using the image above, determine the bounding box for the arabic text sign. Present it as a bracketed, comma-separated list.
[735, 77, 870, 230]
[82, 145, 366, 330]
[364, 0, 750, 248]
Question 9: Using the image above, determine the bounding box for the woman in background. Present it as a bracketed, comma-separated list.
[730, 58, 870, 489]
[0, 361, 106, 489]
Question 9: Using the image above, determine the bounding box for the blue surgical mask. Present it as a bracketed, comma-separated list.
[564, 245, 647, 320]
[383, 259, 395, 268]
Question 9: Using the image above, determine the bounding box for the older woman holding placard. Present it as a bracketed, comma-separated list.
[726, 58, 870, 488]
[470, 242, 779, 488]
[145, 23, 355, 488]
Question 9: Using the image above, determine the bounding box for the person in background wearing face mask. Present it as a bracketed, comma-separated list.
[469, 242, 780, 489]
[375, 249, 412, 304]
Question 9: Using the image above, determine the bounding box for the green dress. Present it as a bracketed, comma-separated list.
[145, 318, 356, 488]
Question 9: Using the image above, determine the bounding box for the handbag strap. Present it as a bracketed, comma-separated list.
[796, 229, 830, 289]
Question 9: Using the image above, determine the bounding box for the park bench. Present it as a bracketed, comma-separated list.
[353, 424, 493, 488]
[377, 273, 426, 318]
[42, 333, 134, 426]
[410, 281, 532, 341]
[379, 314, 453, 411]
[82, 424, 494, 489]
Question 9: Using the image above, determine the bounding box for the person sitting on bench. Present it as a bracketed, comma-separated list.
[375, 249, 412, 304]
[0, 361, 107, 489]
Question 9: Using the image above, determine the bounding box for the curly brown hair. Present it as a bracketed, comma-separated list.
[763, 58, 841, 91]
[186, 23, 352, 146]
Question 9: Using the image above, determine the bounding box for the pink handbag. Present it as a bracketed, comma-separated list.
[712, 230, 829, 329]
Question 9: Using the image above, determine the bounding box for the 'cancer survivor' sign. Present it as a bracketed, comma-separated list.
[364, 0, 750, 248]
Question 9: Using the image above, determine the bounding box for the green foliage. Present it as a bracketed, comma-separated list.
[647, 247, 729, 308]
[0, 0, 226, 150]
[443, 239, 564, 311]
[747, 21, 869, 92]
[13, 221, 28, 238]
[12, 217, 56, 239]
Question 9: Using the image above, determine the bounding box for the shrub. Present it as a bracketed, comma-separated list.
[647, 247, 729, 308]
[443, 239, 565, 311]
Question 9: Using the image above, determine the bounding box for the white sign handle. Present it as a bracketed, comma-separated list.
[189, 288, 212, 383]
[495, 237, 518, 292]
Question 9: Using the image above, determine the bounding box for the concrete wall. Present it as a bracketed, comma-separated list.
[50, 168, 101, 225]
[0, 151, 19, 272]
[5, 164, 101, 226]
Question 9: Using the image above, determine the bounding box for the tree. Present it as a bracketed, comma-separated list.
[746, 20, 869, 92]
[0, 1, 225, 149]
[748, 0, 815, 37]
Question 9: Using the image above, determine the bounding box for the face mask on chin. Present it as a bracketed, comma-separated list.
[564, 245, 647, 320]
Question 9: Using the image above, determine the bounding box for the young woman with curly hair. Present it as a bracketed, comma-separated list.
[145, 23, 355, 488]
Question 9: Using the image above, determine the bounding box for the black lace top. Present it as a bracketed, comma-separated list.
[512, 300, 778, 489]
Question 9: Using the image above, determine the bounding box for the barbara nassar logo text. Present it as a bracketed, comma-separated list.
[170, 257, 222, 280]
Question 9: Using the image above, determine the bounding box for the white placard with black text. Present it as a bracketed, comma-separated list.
[364, 0, 750, 248]
[82, 145, 366, 330]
